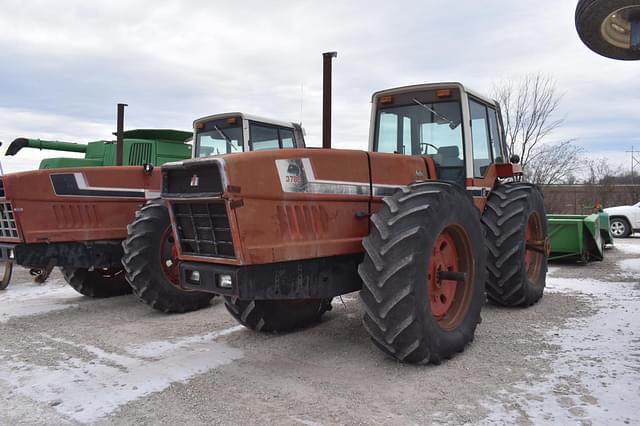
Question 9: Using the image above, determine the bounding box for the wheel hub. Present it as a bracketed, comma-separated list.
[427, 225, 473, 330]
[600, 6, 640, 50]
[160, 227, 180, 285]
[429, 233, 458, 317]
[611, 221, 625, 237]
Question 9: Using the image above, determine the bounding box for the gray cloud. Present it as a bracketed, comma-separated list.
[0, 0, 637, 174]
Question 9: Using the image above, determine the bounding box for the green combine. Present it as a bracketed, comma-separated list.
[548, 211, 614, 263]
[4, 129, 192, 169]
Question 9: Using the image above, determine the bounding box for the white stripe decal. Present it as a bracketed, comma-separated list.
[49, 173, 146, 198]
[73, 173, 146, 193]
[275, 158, 402, 197]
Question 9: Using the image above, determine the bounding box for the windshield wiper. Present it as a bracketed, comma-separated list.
[412, 98, 460, 129]
[213, 125, 240, 152]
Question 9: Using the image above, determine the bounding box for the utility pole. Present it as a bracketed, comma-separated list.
[625, 146, 640, 184]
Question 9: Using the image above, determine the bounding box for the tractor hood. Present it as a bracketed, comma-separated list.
[160, 148, 431, 264]
[160, 148, 430, 201]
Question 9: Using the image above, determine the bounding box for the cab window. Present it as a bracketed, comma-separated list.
[249, 123, 297, 151]
[487, 107, 504, 163]
[196, 126, 243, 157]
[374, 101, 465, 184]
[250, 124, 280, 151]
[469, 99, 493, 177]
[280, 128, 295, 148]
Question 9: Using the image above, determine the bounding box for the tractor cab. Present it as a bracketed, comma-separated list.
[193, 113, 305, 158]
[369, 83, 508, 186]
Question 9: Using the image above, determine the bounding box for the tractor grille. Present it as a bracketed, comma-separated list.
[0, 202, 18, 238]
[129, 143, 152, 165]
[172, 201, 235, 258]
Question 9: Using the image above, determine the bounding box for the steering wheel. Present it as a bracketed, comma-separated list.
[420, 142, 439, 155]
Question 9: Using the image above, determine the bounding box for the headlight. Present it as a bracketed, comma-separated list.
[217, 274, 232, 289]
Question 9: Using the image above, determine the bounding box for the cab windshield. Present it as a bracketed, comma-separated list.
[195, 121, 243, 157]
[374, 100, 465, 183]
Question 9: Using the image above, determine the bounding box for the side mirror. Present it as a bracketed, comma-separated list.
[510, 154, 520, 164]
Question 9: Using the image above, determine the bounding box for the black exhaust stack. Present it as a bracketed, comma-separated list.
[322, 51, 337, 149]
[116, 103, 127, 166]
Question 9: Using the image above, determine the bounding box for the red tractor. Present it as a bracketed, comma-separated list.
[158, 56, 549, 364]
[0, 110, 306, 314]
[121, 112, 307, 312]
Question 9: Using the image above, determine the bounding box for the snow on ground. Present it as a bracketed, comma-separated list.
[619, 258, 640, 274]
[482, 274, 640, 425]
[614, 238, 640, 255]
[0, 279, 80, 322]
[0, 273, 245, 423]
[0, 325, 243, 423]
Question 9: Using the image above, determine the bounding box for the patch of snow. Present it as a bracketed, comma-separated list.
[0, 325, 244, 423]
[290, 416, 325, 426]
[545, 276, 621, 295]
[481, 275, 640, 424]
[0, 281, 81, 322]
[614, 240, 640, 255]
[127, 325, 245, 358]
[619, 258, 640, 274]
[546, 266, 561, 277]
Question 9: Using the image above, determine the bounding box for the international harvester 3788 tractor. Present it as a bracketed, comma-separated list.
[0, 108, 306, 314]
[159, 54, 549, 364]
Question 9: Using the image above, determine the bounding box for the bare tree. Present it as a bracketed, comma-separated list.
[584, 157, 622, 185]
[525, 140, 584, 185]
[493, 74, 565, 169]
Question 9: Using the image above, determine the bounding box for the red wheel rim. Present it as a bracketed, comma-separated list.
[524, 212, 544, 282]
[160, 226, 180, 285]
[427, 224, 474, 331]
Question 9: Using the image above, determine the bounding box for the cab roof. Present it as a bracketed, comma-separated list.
[193, 112, 299, 129]
[371, 82, 498, 108]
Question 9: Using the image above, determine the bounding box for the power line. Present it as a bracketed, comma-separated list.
[625, 146, 640, 184]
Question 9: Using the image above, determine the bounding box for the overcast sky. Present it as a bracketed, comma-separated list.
[0, 0, 638, 174]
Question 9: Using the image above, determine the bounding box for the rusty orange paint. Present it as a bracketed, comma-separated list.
[168, 149, 515, 266]
[1, 166, 159, 244]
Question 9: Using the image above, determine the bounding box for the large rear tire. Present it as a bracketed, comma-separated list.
[122, 199, 215, 313]
[575, 0, 640, 60]
[61, 267, 131, 298]
[482, 183, 548, 307]
[224, 297, 333, 332]
[358, 182, 485, 364]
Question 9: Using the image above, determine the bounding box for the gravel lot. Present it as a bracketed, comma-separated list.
[0, 238, 638, 425]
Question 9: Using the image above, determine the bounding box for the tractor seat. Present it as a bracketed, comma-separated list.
[432, 145, 464, 183]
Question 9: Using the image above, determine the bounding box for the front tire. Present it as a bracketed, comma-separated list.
[358, 182, 485, 364]
[610, 217, 631, 238]
[482, 183, 548, 307]
[62, 267, 131, 298]
[122, 200, 215, 313]
[224, 297, 333, 332]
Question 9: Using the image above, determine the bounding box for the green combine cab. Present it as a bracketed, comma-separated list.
[5, 129, 192, 169]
